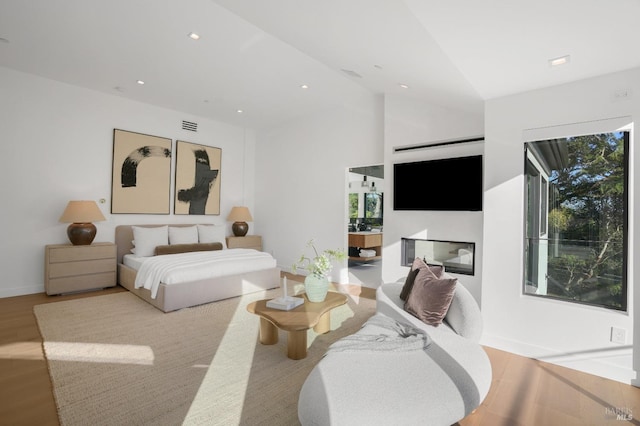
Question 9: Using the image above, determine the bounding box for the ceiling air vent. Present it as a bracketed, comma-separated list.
[182, 120, 198, 132]
[394, 136, 484, 153]
[340, 69, 363, 79]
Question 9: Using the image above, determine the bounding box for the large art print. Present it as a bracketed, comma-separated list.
[174, 141, 221, 215]
[111, 129, 172, 214]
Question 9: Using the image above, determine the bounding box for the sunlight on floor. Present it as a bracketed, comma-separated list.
[0, 341, 45, 360]
[182, 295, 261, 424]
[43, 342, 154, 365]
[348, 260, 382, 288]
[308, 302, 356, 347]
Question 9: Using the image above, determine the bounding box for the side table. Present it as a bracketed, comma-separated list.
[44, 242, 117, 295]
[226, 235, 262, 251]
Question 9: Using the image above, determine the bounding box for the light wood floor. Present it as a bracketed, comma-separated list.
[1, 284, 638, 426]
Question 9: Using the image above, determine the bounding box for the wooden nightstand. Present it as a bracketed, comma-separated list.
[226, 235, 262, 251]
[44, 242, 117, 295]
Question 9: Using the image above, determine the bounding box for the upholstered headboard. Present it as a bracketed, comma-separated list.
[115, 224, 202, 264]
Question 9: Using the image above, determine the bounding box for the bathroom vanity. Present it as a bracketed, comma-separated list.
[348, 231, 383, 261]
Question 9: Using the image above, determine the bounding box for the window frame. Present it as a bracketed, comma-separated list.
[522, 131, 629, 312]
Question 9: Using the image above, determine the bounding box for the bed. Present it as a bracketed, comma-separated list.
[115, 224, 280, 312]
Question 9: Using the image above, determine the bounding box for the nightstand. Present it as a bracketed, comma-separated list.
[44, 242, 117, 295]
[226, 235, 262, 251]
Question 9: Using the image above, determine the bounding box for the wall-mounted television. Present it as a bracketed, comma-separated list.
[393, 155, 483, 211]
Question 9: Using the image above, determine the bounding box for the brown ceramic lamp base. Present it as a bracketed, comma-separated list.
[67, 222, 97, 245]
[232, 221, 249, 237]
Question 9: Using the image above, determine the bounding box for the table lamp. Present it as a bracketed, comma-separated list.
[227, 206, 252, 237]
[59, 200, 106, 245]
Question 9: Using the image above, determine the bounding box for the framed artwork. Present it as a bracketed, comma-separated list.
[174, 140, 221, 215]
[111, 129, 172, 214]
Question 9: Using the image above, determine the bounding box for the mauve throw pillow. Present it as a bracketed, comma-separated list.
[399, 268, 420, 301]
[399, 258, 445, 301]
[404, 276, 457, 327]
[426, 264, 445, 279]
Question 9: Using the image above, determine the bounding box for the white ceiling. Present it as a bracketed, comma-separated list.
[1, 0, 639, 130]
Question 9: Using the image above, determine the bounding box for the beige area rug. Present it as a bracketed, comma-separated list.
[34, 287, 375, 426]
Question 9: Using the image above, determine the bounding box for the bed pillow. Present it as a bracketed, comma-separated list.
[404, 275, 457, 327]
[169, 226, 199, 245]
[155, 242, 223, 255]
[132, 226, 169, 257]
[399, 258, 445, 301]
[197, 224, 227, 249]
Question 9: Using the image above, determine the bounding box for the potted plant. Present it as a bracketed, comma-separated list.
[292, 239, 346, 302]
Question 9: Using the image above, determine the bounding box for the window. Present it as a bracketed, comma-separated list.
[349, 193, 358, 219]
[524, 132, 628, 310]
[364, 192, 383, 219]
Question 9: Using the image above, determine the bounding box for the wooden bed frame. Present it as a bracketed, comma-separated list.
[115, 224, 280, 312]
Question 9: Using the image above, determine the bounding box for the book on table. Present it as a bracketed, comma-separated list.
[266, 276, 304, 310]
[266, 296, 304, 310]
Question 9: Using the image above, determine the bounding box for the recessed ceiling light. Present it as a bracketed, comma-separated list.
[136, 80, 145, 85]
[399, 83, 409, 89]
[549, 55, 570, 67]
[237, 109, 243, 114]
[300, 84, 309, 89]
[188, 32, 200, 40]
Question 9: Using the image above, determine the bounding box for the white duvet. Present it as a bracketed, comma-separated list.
[133, 249, 277, 299]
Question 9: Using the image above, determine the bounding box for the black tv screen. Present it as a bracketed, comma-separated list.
[393, 155, 483, 211]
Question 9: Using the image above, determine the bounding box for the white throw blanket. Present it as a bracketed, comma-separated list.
[325, 314, 430, 354]
[134, 249, 276, 299]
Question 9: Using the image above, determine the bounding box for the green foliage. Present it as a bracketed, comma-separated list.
[365, 193, 382, 218]
[349, 193, 358, 219]
[291, 239, 347, 278]
[548, 208, 569, 232]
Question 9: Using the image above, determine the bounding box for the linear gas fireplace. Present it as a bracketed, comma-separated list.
[401, 238, 476, 276]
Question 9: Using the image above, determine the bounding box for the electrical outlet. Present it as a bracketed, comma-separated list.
[611, 327, 626, 344]
[612, 88, 633, 102]
[614, 89, 629, 99]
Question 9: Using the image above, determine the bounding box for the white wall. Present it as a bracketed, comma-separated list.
[0, 66, 256, 297]
[482, 67, 639, 384]
[382, 95, 485, 302]
[254, 96, 384, 284]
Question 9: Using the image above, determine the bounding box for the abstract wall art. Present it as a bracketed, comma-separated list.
[111, 129, 172, 214]
[174, 140, 221, 215]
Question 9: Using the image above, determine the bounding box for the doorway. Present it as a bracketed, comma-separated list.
[347, 164, 384, 287]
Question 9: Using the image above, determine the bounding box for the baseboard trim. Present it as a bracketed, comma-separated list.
[481, 333, 636, 385]
[0, 285, 45, 299]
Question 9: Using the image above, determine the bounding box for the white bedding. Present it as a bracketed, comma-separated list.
[123, 254, 146, 270]
[131, 249, 277, 299]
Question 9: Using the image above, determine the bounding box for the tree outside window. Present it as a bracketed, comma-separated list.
[349, 193, 358, 219]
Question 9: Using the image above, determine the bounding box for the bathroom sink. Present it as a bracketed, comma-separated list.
[349, 230, 381, 235]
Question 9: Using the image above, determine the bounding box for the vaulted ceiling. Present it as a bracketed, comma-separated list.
[1, 0, 638, 130]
